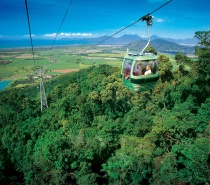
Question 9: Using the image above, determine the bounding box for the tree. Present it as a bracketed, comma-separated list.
[193, 30, 210, 101]
[152, 153, 179, 184]
[174, 52, 193, 69]
[121, 109, 152, 137]
[158, 55, 173, 82]
[194, 30, 210, 48]
[172, 138, 210, 184]
[145, 46, 157, 55]
[102, 136, 155, 184]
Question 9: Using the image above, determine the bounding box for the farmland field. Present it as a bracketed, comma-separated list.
[0, 44, 176, 89]
[0, 45, 123, 80]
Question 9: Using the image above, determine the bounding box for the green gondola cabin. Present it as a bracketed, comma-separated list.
[121, 52, 159, 92]
[120, 15, 159, 92]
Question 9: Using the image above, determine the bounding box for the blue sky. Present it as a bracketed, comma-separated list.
[0, 0, 210, 40]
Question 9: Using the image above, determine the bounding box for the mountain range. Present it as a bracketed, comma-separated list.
[61, 34, 198, 45]
[61, 34, 197, 54]
[150, 35, 198, 45]
[123, 38, 195, 54]
[0, 34, 198, 54]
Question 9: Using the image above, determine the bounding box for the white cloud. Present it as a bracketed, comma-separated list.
[43, 33, 57, 37]
[155, 18, 164, 23]
[42, 32, 93, 38]
[23, 34, 37, 38]
[0, 33, 95, 40]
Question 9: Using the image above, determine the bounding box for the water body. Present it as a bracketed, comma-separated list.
[0, 81, 12, 91]
[0, 39, 87, 49]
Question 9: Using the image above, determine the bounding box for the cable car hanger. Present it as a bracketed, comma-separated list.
[120, 0, 173, 92]
[141, 15, 153, 54]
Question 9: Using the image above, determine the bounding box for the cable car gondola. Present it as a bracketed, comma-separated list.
[121, 15, 159, 92]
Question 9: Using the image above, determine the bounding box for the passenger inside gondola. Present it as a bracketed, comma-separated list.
[144, 65, 152, 75]
[124, 63, 131, 80]
[133, 63, 142, 76]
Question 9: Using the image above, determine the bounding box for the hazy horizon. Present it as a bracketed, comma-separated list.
[0, 33, 198, 49]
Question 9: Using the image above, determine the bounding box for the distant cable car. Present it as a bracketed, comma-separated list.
[121, 15, 159, 92]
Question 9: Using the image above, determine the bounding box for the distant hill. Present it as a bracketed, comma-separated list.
[0, 34, 198, 53]
[77, 34, 198, 46]
[150, 35, 198, 46]
[123, 38, 195, 54]
[62, 34, 196, 54]
[114, 34, 142, 44]
[63, 34, 142, 45]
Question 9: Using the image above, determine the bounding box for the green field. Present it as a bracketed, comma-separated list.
[0, 45, 178, 89]
[0, 45, 123, 81]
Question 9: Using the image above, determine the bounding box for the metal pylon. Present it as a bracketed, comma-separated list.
[40, 68, 48, 112]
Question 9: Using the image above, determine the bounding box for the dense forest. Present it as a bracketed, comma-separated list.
[0, 31, 210, 185]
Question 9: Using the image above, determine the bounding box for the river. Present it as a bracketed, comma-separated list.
[0, 81, 12, 91]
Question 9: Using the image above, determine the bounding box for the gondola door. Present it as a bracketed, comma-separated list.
[121, 58, 135, 91]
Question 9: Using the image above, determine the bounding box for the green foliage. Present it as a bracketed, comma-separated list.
[102, 136, 155, 185]
[152, 153, 179, 184]
[196, 98, 210, 133]
[158, 55, 173, 82]
[172, 138, 210, 184]
[0, 37, 210, 184]
[145, 46, 157, 55]
[196, 48, 210, 78]
[175, 52, 193, 72]
[121, 109, 152, 137]
[194, 30, 210, 47]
